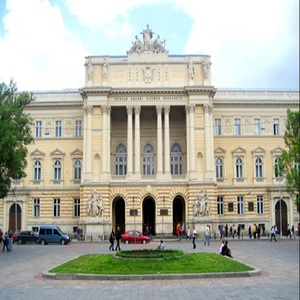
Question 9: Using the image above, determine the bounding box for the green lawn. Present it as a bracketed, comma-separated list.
[50, 250, 253, 275]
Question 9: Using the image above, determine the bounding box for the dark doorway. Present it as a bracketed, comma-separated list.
[114, 197, 125, 234]
[172, 196, 185, 234]
[9, 203, 21, 232]
[275, 199, 288, 235]
[143, 197, 155, 236]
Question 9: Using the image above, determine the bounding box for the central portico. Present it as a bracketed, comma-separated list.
[79, 25, 216, 237]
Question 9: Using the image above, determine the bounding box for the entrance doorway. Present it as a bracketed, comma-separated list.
[142, 197, 155, 236]
[172, 196, 185, 235]
[9, 203, 21, 232]
[275, 199, 288, 236]
[113, 197, 125, 234]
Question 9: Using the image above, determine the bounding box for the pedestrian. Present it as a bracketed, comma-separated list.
[204, 224, 211, 246]
[297, 223, 300, 237]
[270, 226, 277, 242]
[115, 226, 121, 251]
[237, 224, 241, 239]
[176, 222, 181, 241]
[192, 226, 197, 249]
[248, 225, 252, 239]
[0, 228, 3, 246]
[186, 226, 191, 240]
[109, 228, 115, 251]
[219, 240, 224, 254]
[221, 240, 233, 258]
[180, 222, 185, 240]
[287, 224, 291, 238]
[291, 225, 294, 238]
[2, 232, 9, 252]
[232, 225, 236, 239]
[157, 240, 165, 250]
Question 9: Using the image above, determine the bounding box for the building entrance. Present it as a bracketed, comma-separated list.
[9, 203, 21, 232]
[114, 197, 125, 234]
[173, 196, 185, 235]
[275, 199, 288, 236]
[143, 197, 155, 236]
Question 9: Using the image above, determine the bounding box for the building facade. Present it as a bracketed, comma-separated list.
[1, 27, 299, 238]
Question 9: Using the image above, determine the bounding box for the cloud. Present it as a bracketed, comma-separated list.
[0, 0, 87, 90]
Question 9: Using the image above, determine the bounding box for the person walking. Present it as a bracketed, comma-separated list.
[192, 226, 197, 249]
[109, 228, 115, 251]
[115, 226, 121, 251]
[270, 226, 277, 242]
[176, 223, 181, 241]
[2, 232, 9, 252]
[204, 224, 211, 246]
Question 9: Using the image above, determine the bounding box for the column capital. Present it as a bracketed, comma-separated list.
[101, 105, 110, 114]
[134, 105, 141, 115]
[126, 105, 133, 115]
[156, 105, 163, 115]
[164, 105, 170, 114]
[204, 104, 213, 114]
[84, 105, 93, 114]
[186, 104, 195, 114]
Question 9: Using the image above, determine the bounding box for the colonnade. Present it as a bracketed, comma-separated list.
[82, 103, 215, 182]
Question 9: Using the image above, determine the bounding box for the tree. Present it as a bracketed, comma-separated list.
[279, 109, 300, 206]
[0, 80, 34, 199]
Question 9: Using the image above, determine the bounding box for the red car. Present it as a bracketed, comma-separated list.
[121, 230, 150, 244]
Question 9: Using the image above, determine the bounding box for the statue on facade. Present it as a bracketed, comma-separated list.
[87, 57, 93, 80]
[188, 58, 194, 80]
[195, 190, 210, 217]
[127, 25, 167, 54]
[201, 56, 211, 80]
[103, 61, 108, 81]
[87, 189, 103, 218]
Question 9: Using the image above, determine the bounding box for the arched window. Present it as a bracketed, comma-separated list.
[255, 157, 263, 178]
[115, 144, 127, 175]
[216, 157, 223, 178]
[74, 159, 82, 180]
[143, 144, 154, 175]
[171, 143, 182, 175]
[274, 157, 282, 177]
[235, 157, 243, 178]
[54, 160, 61, 180]
[34, 160, 41, 180]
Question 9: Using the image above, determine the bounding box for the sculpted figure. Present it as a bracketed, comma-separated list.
[103, 62, 108, 81]
[129, 35, 142, 54]
[87, 57, 93, 80]
[194, 197, 201, 217]
[87, 189, 103, 218]
[140, 24, 154, 51]
[153, 34, 166, 53]
[188, 58, 194, 80]
[197, 190, 209, 217]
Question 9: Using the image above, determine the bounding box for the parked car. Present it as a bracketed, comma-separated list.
[121, 230, 150, 244]
[17, 231, 39, 244]
[38, 225, 70, 245]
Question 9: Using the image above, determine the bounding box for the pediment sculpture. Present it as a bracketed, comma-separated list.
[194, 190, 210, 217]
[87, 189, 103, 218]
[128, 24, 167, 54]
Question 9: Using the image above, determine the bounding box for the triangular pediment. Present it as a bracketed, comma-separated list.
[50, 148, 65, 157]
[214, 147, 226, 154]
[232, 146, 246, 154]
[70, 148, 83, 157]
[252, 146, 266, 154]
[271, 146, 284, 154]
[30, 148, 45, 157]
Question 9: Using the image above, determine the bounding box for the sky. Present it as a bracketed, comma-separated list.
[0, 0, 299, 91]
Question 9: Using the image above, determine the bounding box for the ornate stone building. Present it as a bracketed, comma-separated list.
[1, 26, 299, 238]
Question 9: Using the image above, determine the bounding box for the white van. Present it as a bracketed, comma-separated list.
[38, 225, 70, 245]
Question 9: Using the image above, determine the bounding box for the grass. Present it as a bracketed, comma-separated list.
[49, 250, 253, 275]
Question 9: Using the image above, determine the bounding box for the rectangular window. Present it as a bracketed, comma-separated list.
[74, 198, 80, 217]
[75, 120, 82, 137]
[217, 196, 224, 215]
[53, 198, 60, 217]
[36, 121, 42, 138]
[228, 202, 234, 212]
[215, 119, 221, 135]
[33, 198, 40, 218]
[237, 196, 244, 215]
[273, 119, 279, 136]
[234, 118, 241, 135]
[257, 195, 264, 214]
[248, 202, 254, 212]
[254, 119, 261, 135]
[55, 120, 62, 137]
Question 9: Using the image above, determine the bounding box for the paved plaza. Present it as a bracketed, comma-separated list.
[0, 236, 299, 300]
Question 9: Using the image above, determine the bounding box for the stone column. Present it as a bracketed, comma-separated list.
[188, 104, 196, 180]
[204, 104, 214, 180]
[126, 106, 133, 178]
[85, 105, 93, 181]
[107, 106, 111, 176]
[156, 105, 163, 178]
[82, 105, 88, 178]
[185, 106, 190, 176]
[101, 105, 108, 180]
[164, 105, 171, 179]
[134, 105, 141, 178]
